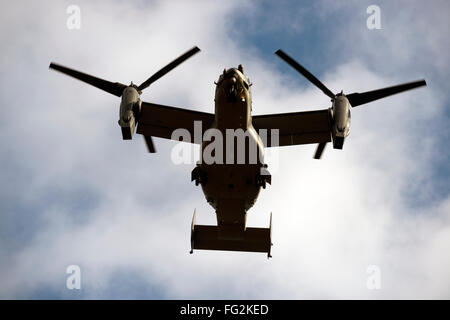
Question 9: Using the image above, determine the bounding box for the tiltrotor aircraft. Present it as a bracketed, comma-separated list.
[49, 46, 426, 258]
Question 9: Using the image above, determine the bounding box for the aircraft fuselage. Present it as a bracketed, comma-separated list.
[198, 67, 266, 236]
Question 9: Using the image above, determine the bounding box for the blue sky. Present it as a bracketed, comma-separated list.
[0, 0, 449, 299]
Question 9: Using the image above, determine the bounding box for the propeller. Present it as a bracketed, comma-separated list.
[275, 49, 427, 159]
[49, 46, 201, 97]
[48, 63, 128, 97]
[49, 46, 201, 153]
[275, 49, 335, 99]
[144, 135, 156, 153]
[346, 80, 426, 107]
[137, 46, 200, 91]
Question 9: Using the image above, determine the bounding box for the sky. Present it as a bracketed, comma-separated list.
[0, 0, 449, 299]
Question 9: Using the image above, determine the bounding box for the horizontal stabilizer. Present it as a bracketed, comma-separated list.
[190, 213, 272, 258]
[191, 226, 272, 257]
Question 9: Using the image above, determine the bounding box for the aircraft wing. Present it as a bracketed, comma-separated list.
[252, 109, 331, 147]
[136, 102, 215, 144]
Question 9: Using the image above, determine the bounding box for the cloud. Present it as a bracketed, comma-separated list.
[0, 0, 449, 299]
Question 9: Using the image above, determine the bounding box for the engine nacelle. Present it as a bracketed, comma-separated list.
[330, 94, 351, 149]
[118, 86, 141, 140]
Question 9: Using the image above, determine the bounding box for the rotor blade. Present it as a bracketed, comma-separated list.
[49, 63, 127, 97]
[144, 135, 156, 153]
[275, 49, 335, 99]
[313, 142, 327, 159]
[346, 80, 427, 107]
[138, 46, 201, 91]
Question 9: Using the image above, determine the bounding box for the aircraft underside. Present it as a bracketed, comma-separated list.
[190, 162, 273, 258]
